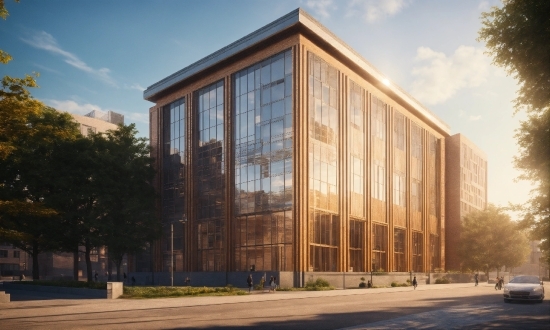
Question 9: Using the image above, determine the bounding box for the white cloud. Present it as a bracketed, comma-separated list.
[125, 83, 146, 92]
[304, 0, 335, 18]
[22, 31, 117, 87]
[347, 0, 408, 23]
[410, 45, 489, 105]
[469, 115, 482, 121]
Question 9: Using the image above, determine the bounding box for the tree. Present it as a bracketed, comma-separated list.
[0, 106, 80, 279]
[479, 0, 550, 267]
[94, 124, 160, 281]
[458, 205, 530, 278]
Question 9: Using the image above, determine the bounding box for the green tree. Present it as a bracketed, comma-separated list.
[458, 205, 530, 278]
[94, 124, 160, 281]
[0, 106, 80, 279]
[479, 0, 550, 266]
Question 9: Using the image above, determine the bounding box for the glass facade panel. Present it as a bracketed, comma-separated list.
[411, 123, 423, 211]
[349, 81, 365, 218]
[349, 219, 364, 271]
[429, 135, 439, 217]
[308, 53, 339, 272]
[196, 81, 225, 271]
[394, 228, 406, 272]
[371, 96, 387, 202]
[412, 231, 423, 272]
[233, 49, 293, 271]
[393, 111, 406, 207]
[430, 234, 440, 272]
[162, 98, 186, 271]
[372, 224, 387, 271]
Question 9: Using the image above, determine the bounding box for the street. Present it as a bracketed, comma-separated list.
[1, 283, 549, 329]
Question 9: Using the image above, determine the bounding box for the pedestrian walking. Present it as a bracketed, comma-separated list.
[412, 276, 418, 290]
[270, 276, 277, 292]
[94, 271, 98, 282]
[123, 272, 127, 283]
[474, 273, 479, 286]
[247, 274, 253, 293]
[131, 276, 136, 286]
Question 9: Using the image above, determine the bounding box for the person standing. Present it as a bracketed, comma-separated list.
[474, 273, 479, 286]
[412, 276, 418, 290]
[94, 271, 98, 282]
[247, 274, 253, 293]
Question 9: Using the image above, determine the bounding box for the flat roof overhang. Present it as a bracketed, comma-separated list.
[144, 8, 451, 136]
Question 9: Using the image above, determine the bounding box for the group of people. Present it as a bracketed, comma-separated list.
[246, 274, 277, 292]
[495, 276, 504, 290]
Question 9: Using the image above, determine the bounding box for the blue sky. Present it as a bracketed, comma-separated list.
[1, 0, 530, 208]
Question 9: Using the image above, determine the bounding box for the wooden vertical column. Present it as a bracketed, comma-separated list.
[387, 107, 394, 272]
[365, 92, 372, 272]
[340, 74, 349, 273]
[439, 138, 446, 271]
[224, 75, 234, 272]
[187, 92, 197, 272]
[294, 43, 309, 277]
[405, 118, 411, 273]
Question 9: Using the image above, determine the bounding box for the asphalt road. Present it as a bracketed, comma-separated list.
[1, 283, 548, 329]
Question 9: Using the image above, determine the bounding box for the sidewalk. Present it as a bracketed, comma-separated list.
[1, 282, 490, 314]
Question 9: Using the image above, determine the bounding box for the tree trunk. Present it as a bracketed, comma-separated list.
[32, 240, 40, 280]
[85, 239, 92, 282]
[115, 258, 122, 282]
[73, 248, 79, 281]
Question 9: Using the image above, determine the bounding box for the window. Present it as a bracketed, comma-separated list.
[412, 232, 423, 272]
[349, 219, 364, 271]
[372, 224, 387, 271]
[394, 229, 406, 272]
[0, 250, 7, 258]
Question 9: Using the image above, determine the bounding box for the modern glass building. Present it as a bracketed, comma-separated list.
[136, 8, 481, 287]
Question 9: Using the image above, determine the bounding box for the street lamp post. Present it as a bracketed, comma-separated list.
[171, 222, 174, 287]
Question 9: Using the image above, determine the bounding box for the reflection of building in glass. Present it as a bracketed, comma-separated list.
[139, 8, 485, 286]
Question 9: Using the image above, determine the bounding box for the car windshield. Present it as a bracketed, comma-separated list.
[509, 276, 540, 284]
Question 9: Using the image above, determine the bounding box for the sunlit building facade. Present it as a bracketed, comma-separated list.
[141, 9, 457, 286]
[445, 133, 488, 271]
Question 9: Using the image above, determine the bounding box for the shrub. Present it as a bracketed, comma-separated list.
[305, 278, 333, 291]
[435, 277, 451, 284]
[391, 281, 410, 287]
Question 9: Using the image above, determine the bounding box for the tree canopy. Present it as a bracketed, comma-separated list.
[458, 204, 530, 275]
[479, 0, 550, 267]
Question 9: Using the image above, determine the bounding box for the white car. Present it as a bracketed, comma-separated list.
[503, 275, 545, 303]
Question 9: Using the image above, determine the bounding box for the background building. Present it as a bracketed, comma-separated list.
[445, 133, 488, 271]
[34, 110, 123, 280]
[138, 8, 482, 287]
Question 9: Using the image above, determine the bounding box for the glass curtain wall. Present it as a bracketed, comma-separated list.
[411, 124, 422, 212]
[349, 220, 364, 271]
[372, 224, 388, 271]
[428, 135, 439, 218]
[308, 53, 339, 272]
[394, 228, 406, 271]
[371, 96, 387, 220]
[392, 112, 406, 208]
[430, 234, 440, 271]
[348, 81, 365, 272]
[412, 231, 423, 272]
[233, 50, 293, 271]
[162, 98, 186, 271]
[196, 81, 225, 271]
[349, 81, 365, 217]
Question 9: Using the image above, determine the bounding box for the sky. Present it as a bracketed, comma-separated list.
[0, 0, 532, 210]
